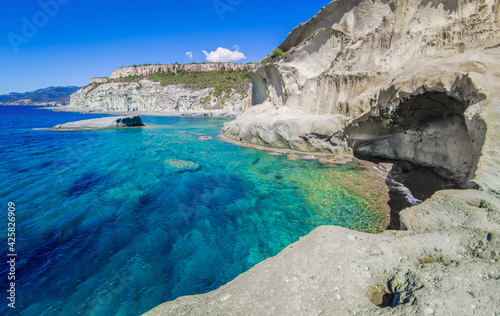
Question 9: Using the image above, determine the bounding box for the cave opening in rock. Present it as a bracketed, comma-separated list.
[250, 72, 268, 106]
[346, 90, 481, 229]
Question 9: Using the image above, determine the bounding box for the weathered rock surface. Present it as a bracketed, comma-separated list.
[222, 0, 500, 190]
[68, 63, 256, 116]
[90, 77, 108, 84]
[147, 0, 500, 315]
[223, 108, 349, 153]
[51, 116, 144, 130]
[68, 79, 251, 117]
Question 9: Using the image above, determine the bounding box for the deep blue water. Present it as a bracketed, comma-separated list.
[0, 106, 383, 315]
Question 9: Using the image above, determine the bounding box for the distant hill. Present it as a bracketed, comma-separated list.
[0, 86, 81, 106]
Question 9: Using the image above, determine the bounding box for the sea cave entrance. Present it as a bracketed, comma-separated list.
[345, 88, 486, 229]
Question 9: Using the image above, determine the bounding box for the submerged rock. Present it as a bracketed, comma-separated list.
[268, 152, 283, 157]
[198, 136, 214, 141]
[318, 156, 349, 166]
[164, 159, 201, 173]
[300, 155, 317, 161]
[51, 116, 144, 130]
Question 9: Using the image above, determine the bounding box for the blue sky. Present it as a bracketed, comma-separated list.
[0, 0, 331, 94]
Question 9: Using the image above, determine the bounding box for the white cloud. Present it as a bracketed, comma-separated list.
[202, 47, 246, 62]
[186, 52, 193, 59]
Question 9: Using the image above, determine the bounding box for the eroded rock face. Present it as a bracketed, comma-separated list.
[346, 81, 482, 186]
[69, 80, 252, 117]
[222, 0, 500, 190]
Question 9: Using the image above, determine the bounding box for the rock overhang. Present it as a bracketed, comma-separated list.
[345, 72, 489, 188]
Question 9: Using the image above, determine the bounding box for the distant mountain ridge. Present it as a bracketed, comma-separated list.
[0, 86, 81, 106]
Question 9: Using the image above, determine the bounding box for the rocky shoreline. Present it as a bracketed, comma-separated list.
[220, 135, 460, 229]
[145, 187, 499, 316]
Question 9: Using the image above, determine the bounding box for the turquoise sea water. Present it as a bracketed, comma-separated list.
[0, 106, 383, 315]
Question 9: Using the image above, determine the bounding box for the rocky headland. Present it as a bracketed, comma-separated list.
[66, 63, 257, 117]
[146, 0, 500, 315]
[49, 116, 144, 130]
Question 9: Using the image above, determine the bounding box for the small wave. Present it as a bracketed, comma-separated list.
[386, 178, 423, 205]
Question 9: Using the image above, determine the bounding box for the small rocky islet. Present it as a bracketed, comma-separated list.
[49, 116, 145, 130]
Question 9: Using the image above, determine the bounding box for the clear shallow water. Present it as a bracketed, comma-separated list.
[0, 106, 384, 316]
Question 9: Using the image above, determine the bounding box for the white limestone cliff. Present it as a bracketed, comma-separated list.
[90, 77, 108, 84]
[70, 80, 252, 117]
[68, 63, 256, 116]
[109, 63, 257, 79]
[222, 0, 500, 191]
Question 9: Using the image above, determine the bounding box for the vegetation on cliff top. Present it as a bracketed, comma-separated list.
[123, 61, 256, 68]
[147, 68, 251, 98]
[84, 69, 251, 100]
[262, 47, 289, 63]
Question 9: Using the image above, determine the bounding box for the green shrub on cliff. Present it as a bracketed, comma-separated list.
[87, 68, 251, 99]
[273, 48, 284, 57]
[147, 69, 251, 98]
[259, 47, 289, 64]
